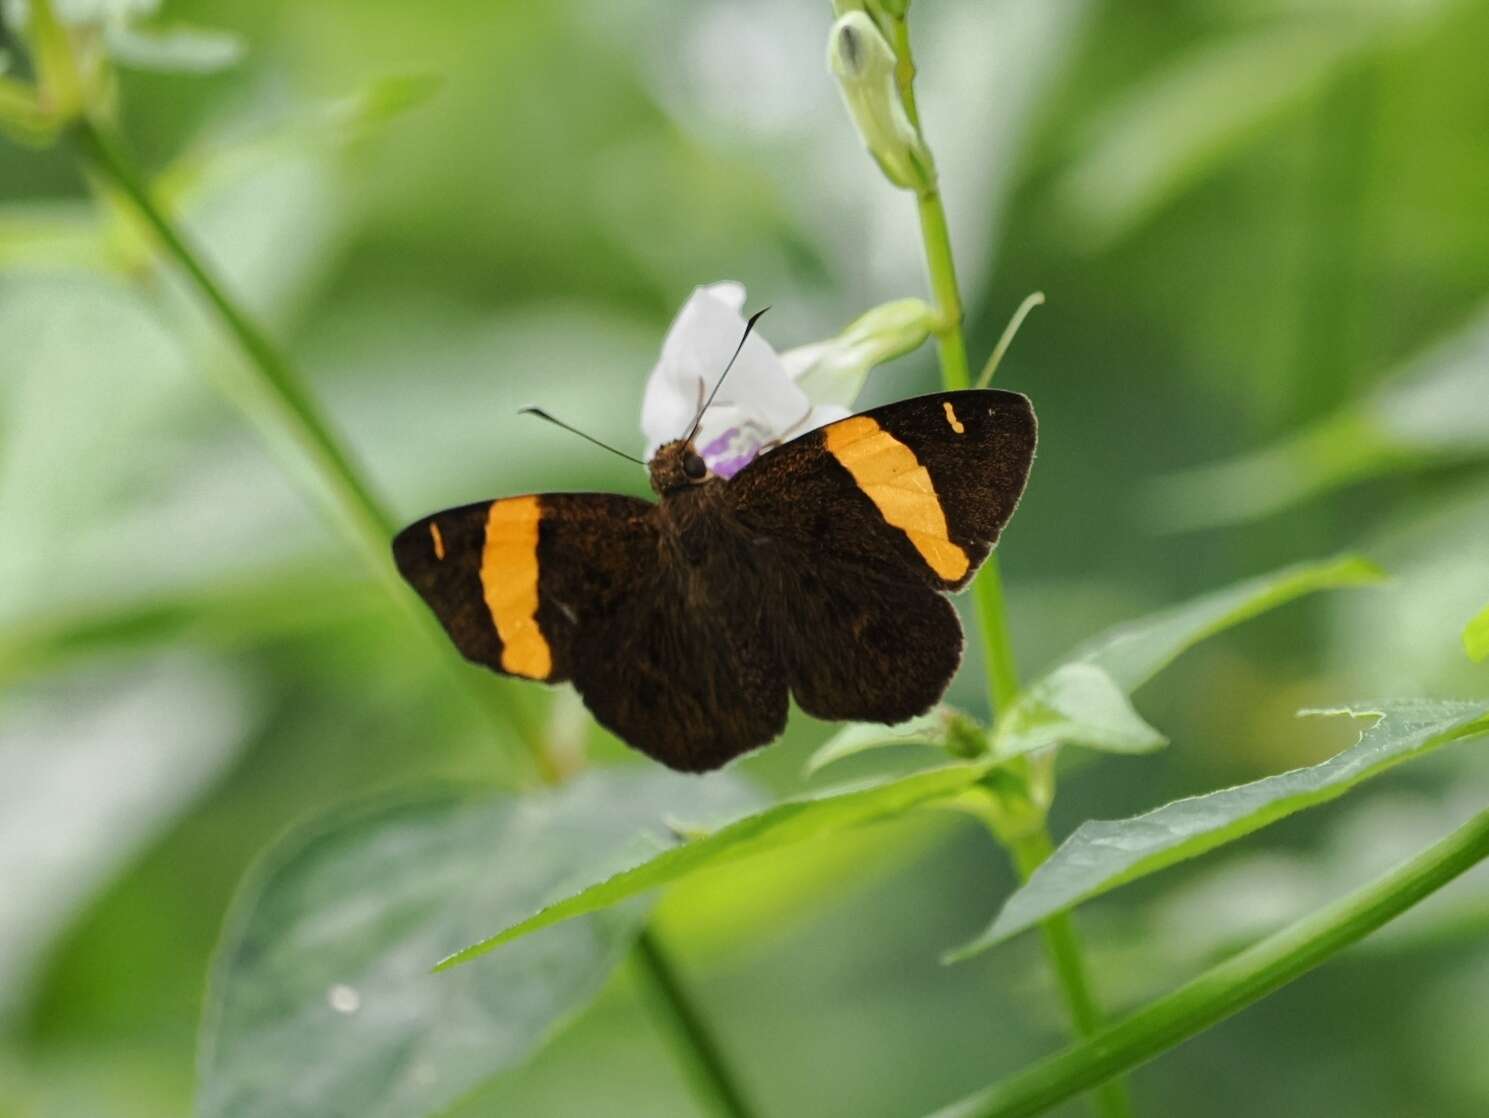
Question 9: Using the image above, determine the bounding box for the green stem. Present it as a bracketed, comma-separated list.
[889, 19, 1017, 713]
[72, 117, 394, 567]
[887, 14, 1130, 1116]
[68, 111, 751, 1110]
[1009, 833, 1134, 1118]
[932, 808, 1489, 1118]
[634, 929, 759, 1118]
[916, 188, 971, 387]
[970, 559, 1021, 712]
[69, 114, 553, 772]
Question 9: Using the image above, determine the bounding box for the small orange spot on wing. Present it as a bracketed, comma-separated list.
[429, 521, 446, 560]
[942, 401, 965, 434]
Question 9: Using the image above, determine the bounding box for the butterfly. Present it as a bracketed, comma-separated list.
[393, 386, 1036, 773]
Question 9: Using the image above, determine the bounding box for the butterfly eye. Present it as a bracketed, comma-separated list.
[683, 452, 708, 480]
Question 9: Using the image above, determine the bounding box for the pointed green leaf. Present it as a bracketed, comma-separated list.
[331, 72, 443, 132]
[0, 200, 108, 267]
[970, 558, 1379, 774]
[155, 74, 442, 211]
[1147, 411, 1408, 532]
[1061, 554, 1384, 694]
[198, 769, 759, 1118]
[803, 708, 966, 777]
[0, 75, 56, 146]
[1152, 302, 1489, 530]
[1051, 2, 1452, 246]
[1053, 24, 1355, 246]
[1465, 602, 1489, 663]
[1, 657, 248, 1017]
[991, 663, 1166, 759]
[440, 763, 991, 969]
[951, 699, 1489, 959]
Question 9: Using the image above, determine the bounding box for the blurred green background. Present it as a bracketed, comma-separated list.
[5, 0, 1489, 1115]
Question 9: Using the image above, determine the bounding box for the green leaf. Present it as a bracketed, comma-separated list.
[808, 561, 1376, 784]
[0, 200, 110, 268]
[0, 564, 377, 687]
[951, 699, 1489, 959]
[1052, 24, 1355, 246]
[0, 657, 249, 1017]
[1051, 1, 1453, 246]
[198, 768, 760, 1118]
[0, 76, 57, 145]
[103, 22, 244, 73]
[990, 663, 1166, 759]
[331, 72, 444, 132]
[1465, 602, 1489, 663]
[1060, 554, 1385, 694]
[1151, 302, 1489, 530]
[439, 763, 991, 969]
[154, 74, 442, 211]
[1148, 411, 1410, 532]
[931, 806, 1489, 1118]
[803, 709, 957, 777]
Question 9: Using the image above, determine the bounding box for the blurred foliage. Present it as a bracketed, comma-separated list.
[3, 0, 1489, 1116]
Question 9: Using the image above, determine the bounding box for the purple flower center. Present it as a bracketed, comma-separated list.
[700, 426, 764, 479]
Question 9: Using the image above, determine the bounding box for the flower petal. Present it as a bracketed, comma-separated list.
[641, 283, 812, 461]
[701, 280, 746, 312]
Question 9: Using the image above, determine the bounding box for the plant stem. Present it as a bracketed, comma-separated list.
[916, 188, 971, 386]
[634, 928, 759, 1118]
[69, 114, 555, 771]
[887, 14, 1131, 1116]
[889, 16, 1018, 714]
[932, 808, 1489, 1118]
[72, 117, 394, 566]
[1009, 832, 1135, 1118]
[69, 110, 752, 1113]
[970, 564, 1021, 712]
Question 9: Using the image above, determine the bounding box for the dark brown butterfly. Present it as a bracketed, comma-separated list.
[393, 388, 1036, 772]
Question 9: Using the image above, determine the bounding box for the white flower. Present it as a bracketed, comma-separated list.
[641, 282, 848, 478]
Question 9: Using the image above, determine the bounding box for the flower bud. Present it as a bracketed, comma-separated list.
[830, 0, 909, 28]
[784, 297, 937, 408]
[5, 0, 117, 132]
[21, 0, 86, 122]
[826, 12, 933, 193]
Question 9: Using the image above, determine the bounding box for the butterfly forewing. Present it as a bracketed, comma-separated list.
[729, 389, 1036, 592]
[392, 493, 656, 683]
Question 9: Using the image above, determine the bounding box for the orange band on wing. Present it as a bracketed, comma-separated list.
[824, 416, 970, 582]
[480, 496, 553, 679]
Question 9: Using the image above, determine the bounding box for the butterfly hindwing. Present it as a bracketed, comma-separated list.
[772, 557, 964, 724]
[729, 389, 1036, 592]
[392, 493, 656, 682]
[570, 563, 789, 772]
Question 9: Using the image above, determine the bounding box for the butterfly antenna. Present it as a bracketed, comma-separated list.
[519, 407, 647, 465]
[684, 306, 770, 444]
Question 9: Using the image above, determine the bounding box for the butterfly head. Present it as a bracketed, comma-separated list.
[649, 439, 712, 495]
